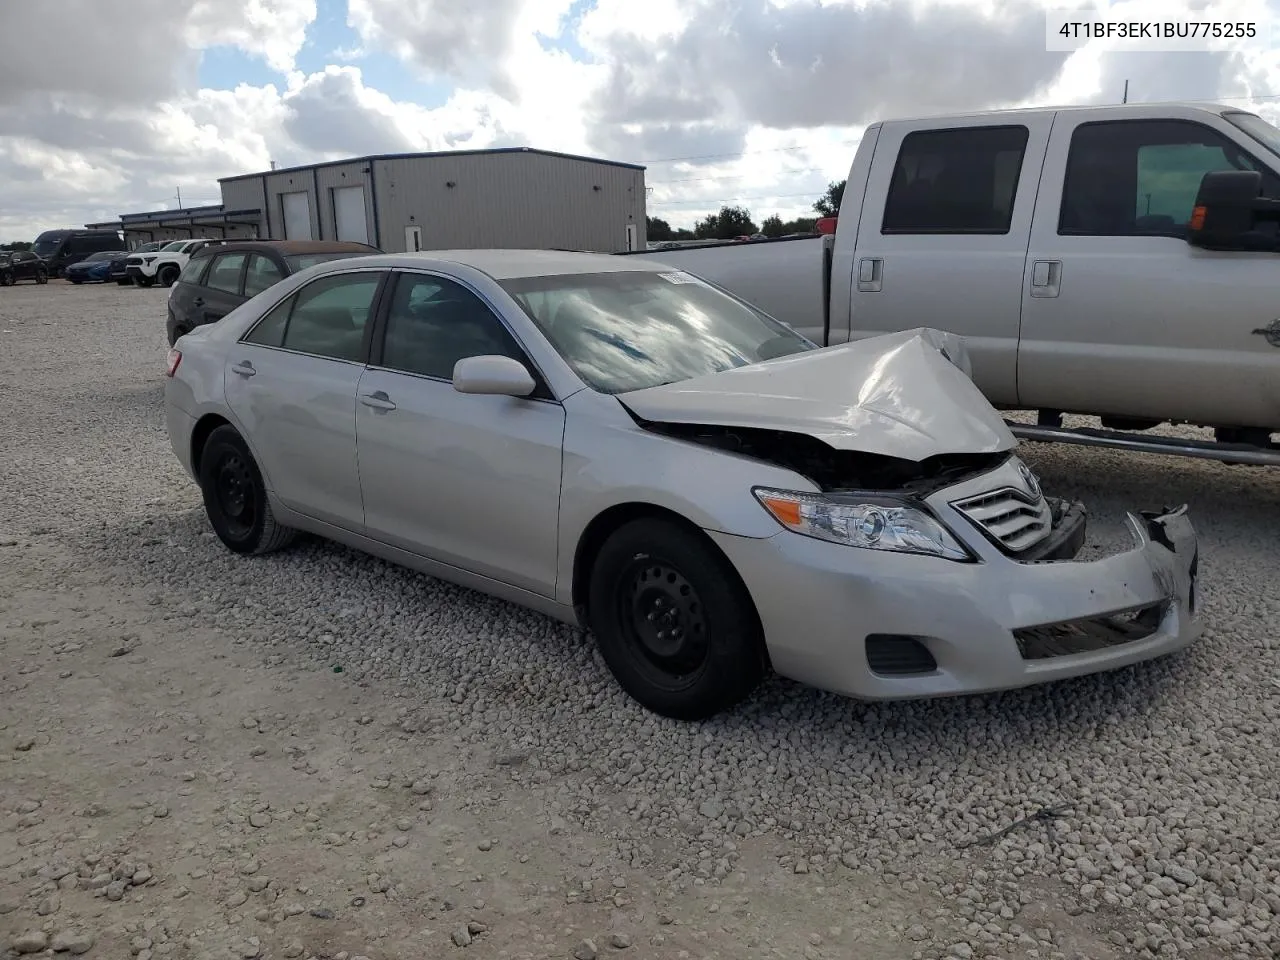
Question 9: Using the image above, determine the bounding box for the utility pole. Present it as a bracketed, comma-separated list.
[1123, 79, 1129, 104]
[175, 186, 183, 209]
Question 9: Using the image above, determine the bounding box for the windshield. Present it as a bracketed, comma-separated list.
[500, 270, 816, 394]
[285, 252, 372, 272]
[83, 252, 117, 262]
[32, 238, 61, 256]
[161, 241, 187, 251]
[134, 242, 163, 253]
[1224, 111, 1280, 158]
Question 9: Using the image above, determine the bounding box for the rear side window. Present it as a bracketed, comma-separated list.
[1059, 119, 1280, 237]
[244, 254, 285, 298]
[206, 253, 247, 294]
[882, 125, 1029, 234]
[178, 257, 209, 285]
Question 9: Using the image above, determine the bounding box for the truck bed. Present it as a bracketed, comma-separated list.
[622, 236, 826, 339]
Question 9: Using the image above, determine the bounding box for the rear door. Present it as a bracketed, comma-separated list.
[243, 253, 286, 300]
[223, 268, 389, 531]
[200, 251, 249, 324]
[846, 116, 1052, 407]
[1018, 108, 1280, 428]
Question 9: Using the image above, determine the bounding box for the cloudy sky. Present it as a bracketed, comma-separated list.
[1, 0, 1279, 241]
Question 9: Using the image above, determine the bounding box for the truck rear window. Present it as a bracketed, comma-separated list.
[882, 126, 1029, 235]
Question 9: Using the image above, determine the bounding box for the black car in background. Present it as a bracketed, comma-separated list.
[0, 250, 49, 286]
[108, 242, 163, 285]
[31, 229, 125, 277]
[166, 240, 380, 345]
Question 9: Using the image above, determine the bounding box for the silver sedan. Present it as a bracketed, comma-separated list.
[164, 250, 1201, 720]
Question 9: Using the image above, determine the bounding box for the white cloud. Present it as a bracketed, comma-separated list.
[4, 0, 1280, 238]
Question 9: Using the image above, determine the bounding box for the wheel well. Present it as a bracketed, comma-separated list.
[571, 503, 769, 665]
[190, 414, 233, 477]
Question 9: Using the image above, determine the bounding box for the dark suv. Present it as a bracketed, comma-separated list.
[0, 250, 49, 286]
[165, 240, 379, 345]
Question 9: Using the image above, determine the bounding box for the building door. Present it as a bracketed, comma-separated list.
[404, 225, 422, 252]
[625, 223, 638, 251]
[281, 191, 313, 240]
[332, 185, 369, 244]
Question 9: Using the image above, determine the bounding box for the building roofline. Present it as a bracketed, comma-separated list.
[218, 146, 646, 183]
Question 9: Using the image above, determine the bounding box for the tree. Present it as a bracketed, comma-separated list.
[693, 205, 758, 240]
[760, 214, 786, 238]
[0, 241, 33, 251]
[812, 179, 846, 217]
[646, 216, 675, 241]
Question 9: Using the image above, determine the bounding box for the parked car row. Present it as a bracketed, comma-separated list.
[0, 250, 49, 285]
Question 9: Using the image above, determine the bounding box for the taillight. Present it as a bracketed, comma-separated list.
[165, 348, 182, 378]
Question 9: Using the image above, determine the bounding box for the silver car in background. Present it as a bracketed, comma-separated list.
[163, 250, 1201, 720]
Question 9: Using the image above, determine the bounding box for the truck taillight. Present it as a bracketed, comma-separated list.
[165, 348, 182, 377]
[816, 216, 839, 235]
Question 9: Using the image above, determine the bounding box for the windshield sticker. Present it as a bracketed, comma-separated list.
[657, 271, 704, 285]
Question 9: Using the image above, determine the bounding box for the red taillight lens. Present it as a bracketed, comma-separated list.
[816, 216, 839, 235]
[165, 348, 182, 378]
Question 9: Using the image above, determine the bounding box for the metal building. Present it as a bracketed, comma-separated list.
[87, 205, 262, 248]
[217, 148, 648, 254]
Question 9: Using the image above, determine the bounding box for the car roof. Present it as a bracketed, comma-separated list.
[191, 240, 379, 259]
[328, 248, 672, 280]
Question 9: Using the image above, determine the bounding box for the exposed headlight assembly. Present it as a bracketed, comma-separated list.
[753, 487, 971, 561]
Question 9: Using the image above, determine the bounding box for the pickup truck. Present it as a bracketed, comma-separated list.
[625, 101, 1280, 466]
[126, 238, 223, 288]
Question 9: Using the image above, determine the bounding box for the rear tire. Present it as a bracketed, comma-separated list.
[158, 265, 179, 288]
[198, 425, 297, 556]
[587, 518, 767, 720]
[0, 272, 13, 287]
[36, 271, 48, 285]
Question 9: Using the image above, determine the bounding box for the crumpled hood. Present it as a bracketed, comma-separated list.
[617, 327, 1015, 462]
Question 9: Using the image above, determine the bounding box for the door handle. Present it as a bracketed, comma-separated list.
[1030, 260, 1063, 298]
[857, 257, 884, 293]
[193, 298, 205, 306]
[231, 360, 256, 378]
[360, 391, 397, 411]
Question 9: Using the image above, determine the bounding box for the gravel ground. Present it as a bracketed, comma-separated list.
[1, 280, 1278, 960]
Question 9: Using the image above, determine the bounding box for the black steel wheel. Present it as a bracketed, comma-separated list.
[158, 265, 179, 287]
[198, 425, 296, 555]
[588, 517, 767, 720]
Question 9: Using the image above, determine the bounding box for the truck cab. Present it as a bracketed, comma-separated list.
[630, 102, 1280, 459]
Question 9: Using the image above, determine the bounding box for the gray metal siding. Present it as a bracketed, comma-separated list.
[373, 153, 647, 253]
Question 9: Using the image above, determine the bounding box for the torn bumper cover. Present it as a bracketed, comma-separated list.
[707, 497, 1200, 702]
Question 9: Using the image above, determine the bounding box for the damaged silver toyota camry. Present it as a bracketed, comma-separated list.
[164, 249, 1201, 720]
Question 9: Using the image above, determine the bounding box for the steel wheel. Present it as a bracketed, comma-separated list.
[617, 558, 711, 690]
[212, 450, 258, 541]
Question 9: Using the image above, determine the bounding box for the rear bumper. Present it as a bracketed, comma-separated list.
[712, 503, 1200, 701]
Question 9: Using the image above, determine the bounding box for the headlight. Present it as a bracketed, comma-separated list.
[143, 256, 157, 264]
[753, 487, 971, 561]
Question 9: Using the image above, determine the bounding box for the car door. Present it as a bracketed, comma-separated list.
[845, 116, 1052, 406]
[223, 268, 389, 532]
[243, 253, 286, 301]
[199, 251, 249, 324]
[354, 270, 566, 598]
[1019, 108, 1280, 428]
[13, 252, 35, 281]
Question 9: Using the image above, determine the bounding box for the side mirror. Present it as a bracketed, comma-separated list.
[1187, 169, 1280, 250]
[452, 355, 537, 397]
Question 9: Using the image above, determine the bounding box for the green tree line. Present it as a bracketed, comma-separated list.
[647, 179, 845, 242]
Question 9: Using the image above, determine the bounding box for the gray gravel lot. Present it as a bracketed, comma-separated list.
[1, 281, 1278, 959]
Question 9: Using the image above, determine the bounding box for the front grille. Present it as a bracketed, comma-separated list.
[951, 487, 1052, 553]
[1013, 602, 1167, 660]
[126, 256, 143, 266]
[866, 634, 938, 676]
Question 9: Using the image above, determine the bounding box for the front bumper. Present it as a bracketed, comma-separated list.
[126, 264, 157, 279]
[711, 482, 1199, 701]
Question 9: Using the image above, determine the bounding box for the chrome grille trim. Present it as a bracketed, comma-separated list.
[950, 486, 1053, 553]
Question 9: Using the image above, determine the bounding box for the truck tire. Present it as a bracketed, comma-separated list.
[157, 265, 179, 288]
[136, 275, 155, 288]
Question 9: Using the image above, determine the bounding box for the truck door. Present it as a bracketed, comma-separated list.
[1018, 107, 1280, 430]
[846, 115, 1051, 407]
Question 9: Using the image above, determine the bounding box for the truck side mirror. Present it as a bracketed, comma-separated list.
[1186, 169, 1280, 251]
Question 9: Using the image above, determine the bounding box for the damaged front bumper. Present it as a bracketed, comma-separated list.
[708, 485, 1200, 701]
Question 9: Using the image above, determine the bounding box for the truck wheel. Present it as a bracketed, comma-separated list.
[587, 518, 767, 720]
[158, 266, 179, 288]
[198, 425, 297, 556]
[136, 276, 155, 288]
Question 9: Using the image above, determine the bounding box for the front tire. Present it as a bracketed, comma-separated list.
[136, 275, 155, 288]
[157, 265, 179, 287]
[198, 425, 297, 556]
[587, 518, 767, 720]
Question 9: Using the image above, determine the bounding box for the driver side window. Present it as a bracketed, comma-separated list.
[1060, 119, 1280, 238]
[378, 273, 547, 396]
